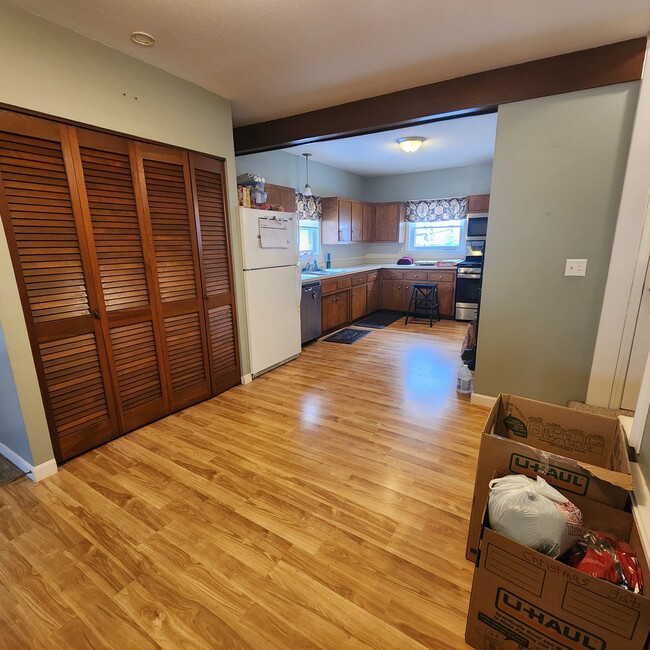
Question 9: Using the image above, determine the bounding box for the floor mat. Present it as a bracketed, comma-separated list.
[354, 310, 404, 329]
[323, 328, 371, 344]
[0, 455, 25, 487]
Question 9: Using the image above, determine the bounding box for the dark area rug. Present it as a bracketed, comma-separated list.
[0, 455, 25, 487]
[354, 310, 403, 329]
[323, 328, 372, 344]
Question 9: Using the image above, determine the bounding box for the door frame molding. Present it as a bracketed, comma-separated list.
[587, 37, 650, 410]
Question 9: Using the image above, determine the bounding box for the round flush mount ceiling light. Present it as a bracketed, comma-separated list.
[397, 136, 426, 153]
[131, 31, 155, 46]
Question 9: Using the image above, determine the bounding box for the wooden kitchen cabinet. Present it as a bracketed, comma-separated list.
[351, 201, 364, 242]
[428, 270, 456, 318]
[374, 202, 404, 242]
[322, 197, 365, 243]
[367, 273, 380, 314]
[381, 279, 405, 311]
[322, 290, 350, 332]
[362, 203, 374, 241]
[467, 194, 490, 213]
[265, 183, 297, 212]
[350, 285, 367, 320]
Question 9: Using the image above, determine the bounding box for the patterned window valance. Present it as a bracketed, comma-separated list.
[295, 193, 322, 221]
[404, 197, 468, 222]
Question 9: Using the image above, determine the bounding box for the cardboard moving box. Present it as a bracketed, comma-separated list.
[465, 498, 650, 650]
[466, 394, 634, 562]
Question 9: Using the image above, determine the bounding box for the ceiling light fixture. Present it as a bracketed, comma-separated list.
[302, 153, 313, 197]
[397, 136, 426, 153]
[131, 31, 155, 47]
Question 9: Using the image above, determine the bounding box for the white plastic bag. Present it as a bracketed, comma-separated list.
[488, 475, 583, 558]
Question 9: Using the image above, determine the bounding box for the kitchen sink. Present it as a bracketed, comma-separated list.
[302, 269, 342, 275]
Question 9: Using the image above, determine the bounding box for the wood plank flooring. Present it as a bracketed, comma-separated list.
[0, 318, 488, 649]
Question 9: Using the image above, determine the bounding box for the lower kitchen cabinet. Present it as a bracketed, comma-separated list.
[350, 285, 367, 320]
[381, 279, 405, 311]
[427, 270, 456, 318]
[322, 291, 350, 331]
[367, 275, 380, 313]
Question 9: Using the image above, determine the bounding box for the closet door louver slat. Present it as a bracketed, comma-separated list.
[189, 153, 240, 394]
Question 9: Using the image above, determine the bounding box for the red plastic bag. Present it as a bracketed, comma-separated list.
[566, 530, 644, 594]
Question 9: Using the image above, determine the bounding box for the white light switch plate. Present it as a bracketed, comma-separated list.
[565, 259, 587, 276]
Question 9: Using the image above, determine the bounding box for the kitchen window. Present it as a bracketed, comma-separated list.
[299, 219, 320, 256]
[407, 220, 465, 252]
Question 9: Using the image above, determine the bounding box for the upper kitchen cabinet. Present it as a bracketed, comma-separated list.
[374, 202, 404, 243]
[322, 197, 369, 243]
[467, 194, 490, 213]
[362, 203, 375, 241]
[265, 183, 297, 212]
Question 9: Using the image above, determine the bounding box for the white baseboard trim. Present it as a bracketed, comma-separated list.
[0, 442, 58, 482]
[471, 392, 497, 408]
[31, 459, 58, 481]
[241, 373, 253, 385]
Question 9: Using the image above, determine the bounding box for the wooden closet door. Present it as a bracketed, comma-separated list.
[68, 128, 169, 432]
[136, 143, 211, 410]
[0, 111, 119, 460]
[188, 153, 240, 394]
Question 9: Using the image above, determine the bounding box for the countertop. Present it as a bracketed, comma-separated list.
[300, 262, 458, 283]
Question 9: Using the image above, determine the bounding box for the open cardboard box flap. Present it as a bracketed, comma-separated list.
[579, 459, 634, 491]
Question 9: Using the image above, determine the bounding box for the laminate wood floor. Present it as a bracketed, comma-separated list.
[0, 318, 488, 649]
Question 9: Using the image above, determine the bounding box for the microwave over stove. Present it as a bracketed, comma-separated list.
[466, 214, 488, 239]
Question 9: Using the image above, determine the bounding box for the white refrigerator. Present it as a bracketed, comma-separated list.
[239, 207, 302, 377]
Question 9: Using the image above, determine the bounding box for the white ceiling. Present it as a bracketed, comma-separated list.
[281, 113, 498, 176]
[6, 0, 650, 127]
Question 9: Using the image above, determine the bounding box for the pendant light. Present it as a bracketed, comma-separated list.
[302, 153, 313, 197]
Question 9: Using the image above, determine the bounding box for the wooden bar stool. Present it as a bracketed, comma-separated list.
[405, 283, 440, 327]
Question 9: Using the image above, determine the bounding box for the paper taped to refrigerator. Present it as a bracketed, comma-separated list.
[259, 216, 290, 248]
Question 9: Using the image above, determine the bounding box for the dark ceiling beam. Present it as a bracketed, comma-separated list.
[233, 37, 646, 155]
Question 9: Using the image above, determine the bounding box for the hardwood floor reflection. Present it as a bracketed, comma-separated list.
[0, 318, 487, 649]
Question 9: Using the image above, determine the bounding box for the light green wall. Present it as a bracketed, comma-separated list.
[236, 150, 366, 200]
[0, 2, 243, 465]
[475, 83, 639, 405]
[365, 163, 493, 202]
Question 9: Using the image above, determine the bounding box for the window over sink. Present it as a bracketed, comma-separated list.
[407, 220, 465, 253]
[299, 219, 320, 256]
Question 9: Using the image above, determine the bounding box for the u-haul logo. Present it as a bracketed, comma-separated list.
[496, 588, 606, 650]
[509, 453, 590, 495]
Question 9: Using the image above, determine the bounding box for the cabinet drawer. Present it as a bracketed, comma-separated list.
[351, 274, 366, 286]
[321, 277, 352, 293]
[382, 270, 404, 280]
[366, 272, 378, 282]
[404, 271, 430, 281]
[428, 271, 455, 283]
[321, 279, 338, 294]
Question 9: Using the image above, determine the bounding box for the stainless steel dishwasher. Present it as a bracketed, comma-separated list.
[300, 282, 322, 344]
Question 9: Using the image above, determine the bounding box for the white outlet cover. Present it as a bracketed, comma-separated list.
[565, 259, 587, 276]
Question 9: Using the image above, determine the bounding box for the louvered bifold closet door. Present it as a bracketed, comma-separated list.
[0, 111, 119, 460]
[69, 129, 169, 432]
[188, 153, 240, 394]
[137, 143, 211, 410]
